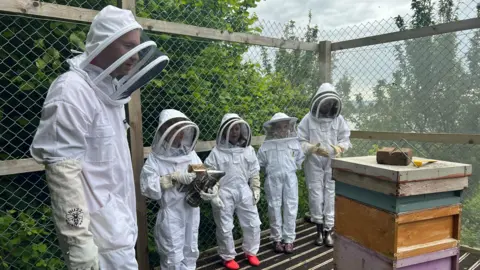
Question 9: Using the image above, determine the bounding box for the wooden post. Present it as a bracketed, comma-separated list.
[318, 40, 332, 84]
[120, 1, 150, 270]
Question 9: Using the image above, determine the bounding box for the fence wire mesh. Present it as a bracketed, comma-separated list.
[2, 0, 480, 269]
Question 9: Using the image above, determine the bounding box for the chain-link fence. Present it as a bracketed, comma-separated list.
[2, 0, 480, 269]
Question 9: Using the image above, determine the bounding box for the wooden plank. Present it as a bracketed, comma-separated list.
[334, 234, 459, 270]
[334, 234, 393, 270]
[0, 158, 44, 176]
[317, 41, 332, 84]
[332, 156, 472, 183]
[122, 1, 149, 269]
[399, 177, 469, 197]
[336, 196, 461, 260]
[143, 135, 266, 158]
[335, 181, 463, 214]
[138, 17, 319, 51]
[396, 247, 458, 268]
[397, 216, 454, 248]
[0, 0, 318, 51]
[124, 65, 150, 270]
[397, 204, 461, 224]
[396, 239, 459, 259]
[335, 195, 397, 258]
[0, 0, 97, 23]
[350, 131, 480, 145]
[331, 17, 480, 51]
[3, 130, 479, 176]
[333, 169, 398, 196]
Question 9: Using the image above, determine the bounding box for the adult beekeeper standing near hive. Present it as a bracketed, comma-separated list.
[297, 83, 352, 247]
[30, 5, 169, 270]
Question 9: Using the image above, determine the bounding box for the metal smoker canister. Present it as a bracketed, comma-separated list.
[185, 166, 225, 207]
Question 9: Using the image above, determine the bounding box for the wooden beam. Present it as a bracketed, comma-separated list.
[0, 0, 97, 23]
[0, 158, 44, 176]
[317, 41, 332, 84]
[142, 136, 266, 158]
[0, 0, 318, 51]
[138, 17, 318, 51]
[2, 131, 480, 176]
[350, 131, 480, 144]
[331, 17, 480, 51]
[120, 0, 149, 267]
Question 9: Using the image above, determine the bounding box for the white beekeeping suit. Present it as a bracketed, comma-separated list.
[204, 113, 262, 270]
[257, 112, 304, 254]
[30, 5, 169, 270]
[140, 109, 222, 270]
[297, 83, 352, 247]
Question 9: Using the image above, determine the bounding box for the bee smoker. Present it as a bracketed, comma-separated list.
[185, 164, 225, 207]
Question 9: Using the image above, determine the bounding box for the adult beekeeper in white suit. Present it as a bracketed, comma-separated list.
[30, 5, 169, 270]
[204, 113, 262, 270]
[297, 83, 352, 247]
[257, 112, 304, 254]
[140, 109, 224, 270]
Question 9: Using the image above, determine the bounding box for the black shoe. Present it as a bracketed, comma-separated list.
[315, 224, 324, 246]
[324, 230, 334, 247]
[273, 241, 284, 253]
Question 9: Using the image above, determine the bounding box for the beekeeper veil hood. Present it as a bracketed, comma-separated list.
[216, 113, 252, 149]
[69, 5, 169, 100]
[151, 109, 199, 158]
[310, 83, 342, 119]
[263, 112, 298, 141]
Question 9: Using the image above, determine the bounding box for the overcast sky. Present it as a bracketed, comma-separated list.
[250, 0, 413, 31]
[244, 0, 478, 129]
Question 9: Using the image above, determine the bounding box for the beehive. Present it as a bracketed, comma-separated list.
[331, 155, 471, 270]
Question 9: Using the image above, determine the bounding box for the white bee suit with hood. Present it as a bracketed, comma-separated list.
[30, 5, 169, 270]
[257, 113, 305, 244]
[204, 113, 262, 261]
[297, 83, 352, 231]
[140, 109, 203, 270]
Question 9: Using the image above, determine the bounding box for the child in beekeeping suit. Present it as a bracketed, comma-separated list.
[140, 109, 224, 270]
[297, 83, 352, 247]
[257, 112, 305, 254]
[204, 113, 262, 270]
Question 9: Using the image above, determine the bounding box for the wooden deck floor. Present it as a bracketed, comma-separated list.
[194, 222, 480, 270]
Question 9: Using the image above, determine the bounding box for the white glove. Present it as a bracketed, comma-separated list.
[67, 244, 99, 270]
[44, 160, 99, 270]
[171, 171, 196, 185]
[250, 174, 261, 205]
[200, 184, 219, 201]
[313, 145, 330, 157]
[200, 184, 225, 208]
[302, 142, 329, 157]
[330, 144, 345, 158]
[159, 175, 175, 190]
[211, 195, 225, 209]
[160, 171, 196, 189]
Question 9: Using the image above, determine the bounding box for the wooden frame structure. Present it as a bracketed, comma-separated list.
[1, 0, 480, 269]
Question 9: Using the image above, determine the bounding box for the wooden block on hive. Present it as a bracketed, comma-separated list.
[336, 181, 463, 214]
[332, 156, 470, 197]
[335, 195, 461, 260]
[334, 234, 460, 270]
[376, 147, 413, 166]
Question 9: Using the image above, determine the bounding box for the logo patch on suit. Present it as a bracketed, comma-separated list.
[66, 208, 84, 227]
